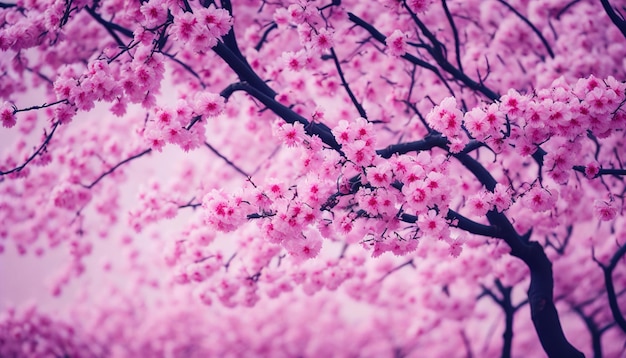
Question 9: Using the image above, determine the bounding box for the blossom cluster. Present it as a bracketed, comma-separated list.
[142, 92, 223, 152]
[128, 181, 179, 233]
[332, 117, 378, 167]
[50, 182, 92, 211]
[274, 3, 334, 55]
[169, 4, 232, 53]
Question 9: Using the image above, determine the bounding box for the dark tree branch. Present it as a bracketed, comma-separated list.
[254, 23, 278, 51]
[495, 0, 555, 58]
[376, 134, 449, 158]
[481, 280, 515, 358]
[161, 52, 207, 89]
[347, 12, 457, 98]
[399, 2, 499, 100]
[329, 47, 367, 119]
[0, 121, 61, 176]
[555, 0, 582, 20]
[181, 0, 193, 13]
[204, 141, 250, 177]
[595, 244, 626, 333]
[85, 6, 133, 48]
[377, 259, 415, 282]
[573, 165, 626, 178]
[495, 280, 515, 358]
[572, 305, 603, 358]
[400, 209, 499, 238]
[83, 148, 152, 189]
[13, 99, 69, 114]
[452, 147, 583, 356]
[600, 0, 626, 40]
[441, 0, 464, 73]
[220, 82, 342, 152]
[217, 0, 263, 82]
[213, 42, 277, 99]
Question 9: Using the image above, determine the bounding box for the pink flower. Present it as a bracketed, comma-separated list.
[593, 200, 618, 221]
[524, 100, 549, 128]
[464, 107, 489, 140]
[194, 92, 224, 118]
[274, 121, 306, 147]
[140, 0, 168, 28]
[312, 28, 334, 52]
[264, 179, 287, 200]
[500, 89, 525, 117]
[402, 181, 429, 215]
[466, 190, 493, 216]
[287, 4, 305, 24]
[418, 210, 446, 239]
[366, 163, 393, 188]
[273, 8, 290, 27]
[1, 102, 16, 128]
[584, 161, 600, 179]
[523, 186, 557, 212]
[352, 117, 374, 141]
[171, 12, 199, 42]
[51, 182, 92, 211]
[492, 184, 512, 212]
[283, 230, 322, 262]
[356, 188, 380, 216]
[196, 6, 232, 38]
[344, 139, 376, 167]
[448, 136, 468, 153]
[585, 87, 612, 115]
[407, 0, 433, 13]
[283, 50, 306, 72]
[202, 190, 247, 232]
[426, 97, 463, 138]
[386, 30, 408, 57]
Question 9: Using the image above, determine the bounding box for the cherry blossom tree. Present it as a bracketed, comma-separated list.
[1, 0, 626, 356]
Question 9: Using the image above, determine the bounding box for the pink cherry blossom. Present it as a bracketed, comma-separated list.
[593, 200, 618, 221]
[386, 30, 409, 57]
[2, 2, 626, 357]
[0, 102, 16, 128]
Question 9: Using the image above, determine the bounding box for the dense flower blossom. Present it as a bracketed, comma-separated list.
[1, 1, 626, 357]
[426, 97, 463, 138]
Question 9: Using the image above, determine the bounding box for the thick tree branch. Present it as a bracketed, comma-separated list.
[85, 6, 132, 47]
[213, 43, 277, 99]
[220, 82, 342, 152]
[452, 147, 583, 356]
[572, 305, 603, 358]
[595, 244, 626, 333]
[573, 165, 626, 178]
[600, 0, 626, 40]
[400, 209, 499, 238]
